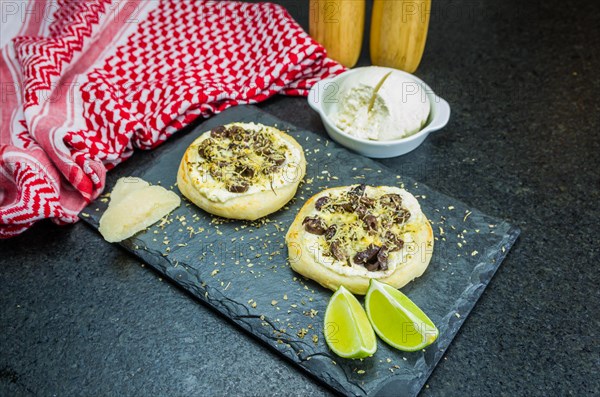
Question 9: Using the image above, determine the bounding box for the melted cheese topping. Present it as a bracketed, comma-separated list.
[304, 186, 424, 278]
[185, 122, 303, 203]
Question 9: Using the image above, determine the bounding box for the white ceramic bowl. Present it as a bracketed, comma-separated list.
[307, 67, 451, 158]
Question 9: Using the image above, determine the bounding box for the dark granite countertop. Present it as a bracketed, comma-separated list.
[1, 0, 598, 396]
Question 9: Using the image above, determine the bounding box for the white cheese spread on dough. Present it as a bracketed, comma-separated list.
[303, 185, 424, 279]
[186, 122, 303, 203]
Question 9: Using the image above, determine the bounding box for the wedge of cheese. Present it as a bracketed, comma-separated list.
[99, 177, 181, 243]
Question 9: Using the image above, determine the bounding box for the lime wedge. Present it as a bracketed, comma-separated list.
[324, 286, 377, 359]
[365, 279, 438, 352]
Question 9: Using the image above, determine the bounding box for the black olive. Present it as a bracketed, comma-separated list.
[324, 225, 337, 240]
[262, 165, 279, 174]
[228, 142, 241, 151]
[355, 205, 368, 218]
[353, 244, 380, 265]
[197, 138, 214, 158]
[227, 181, 249, 193]
[252, 133, 268, 145]
[270, 154, 286, 165]
[238, 166, 255, 178]
[315, 196, 330, 211]
[209, 167, 221, 179]
[376, 246, 389, 270]
[302, 216, 327, 235]
[210, 126, 228, 138]
[394, 208, 411, 224]
[243, 168, 255, 178]
[349, 184, 366, 198]
[362, 214, 378, 232]
[330, 240, 346, 261]
[380, 193, 403, 209]
[385, 231, 404, 251]
[359, 196, 375, 208]
[255, 145, 274, 156]
[227, 126, 246, 142]
[334, 201, 355, 213]
[354, 244, 390, 272]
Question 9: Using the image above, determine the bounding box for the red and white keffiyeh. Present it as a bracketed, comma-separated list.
[0, 0, 344, 238]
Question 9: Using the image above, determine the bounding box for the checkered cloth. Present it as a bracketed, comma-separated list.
[0, 0, 343, 237]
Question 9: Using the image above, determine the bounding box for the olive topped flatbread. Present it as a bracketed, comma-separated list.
[286, 184, 433, 295]
[177, 122, 306, 220]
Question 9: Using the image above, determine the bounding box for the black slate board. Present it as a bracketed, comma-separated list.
[80, 105, 520, 397]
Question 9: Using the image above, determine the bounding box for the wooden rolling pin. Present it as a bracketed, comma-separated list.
[309, 0, 365, 68]
[370, 0, 431, 73]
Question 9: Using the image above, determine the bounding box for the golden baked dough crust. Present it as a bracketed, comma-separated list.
[286, 185, 433, 295]
[177, 122, 306, 220]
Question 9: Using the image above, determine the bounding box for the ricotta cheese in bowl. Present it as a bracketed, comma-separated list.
[333, 69, 431, 141]
[307, 66, 451, 158]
